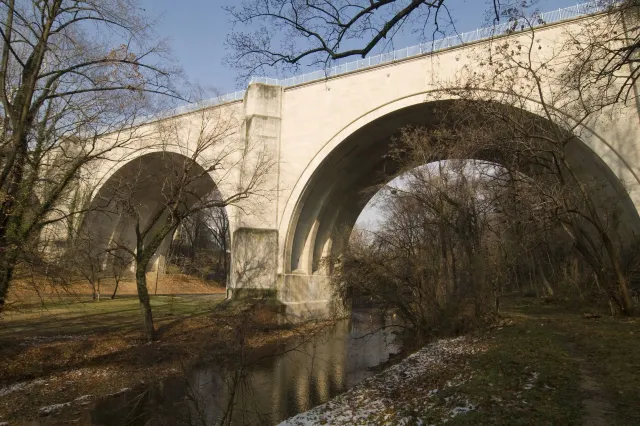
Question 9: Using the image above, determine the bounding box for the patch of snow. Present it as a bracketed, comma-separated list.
[279, 336, 486, 425]
[105, 387, 130, 397]
[75, 394, 93, 405]
[39, 402, 71, 416]
[0, 379, 45, 397]
[523, 371, 539, 390]
[450, 401, 477, 417]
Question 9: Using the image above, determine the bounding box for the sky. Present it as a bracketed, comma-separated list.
[139, 0, 582, 95]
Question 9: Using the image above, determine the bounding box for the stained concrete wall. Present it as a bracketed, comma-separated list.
[233, 84, 283, 230]
[229, 228, 278, 296]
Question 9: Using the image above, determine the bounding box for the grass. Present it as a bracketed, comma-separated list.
[387, 297, 640, 425]
[0, 294, 225, 339]
[515, 300, 640, 425]
[444, 316, 583, 425]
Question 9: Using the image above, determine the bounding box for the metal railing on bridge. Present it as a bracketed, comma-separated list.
[158, 90, 246, 121]
[171, 90, 246, 116]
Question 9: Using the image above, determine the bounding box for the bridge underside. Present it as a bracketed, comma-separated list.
[78, 152, 218, 276]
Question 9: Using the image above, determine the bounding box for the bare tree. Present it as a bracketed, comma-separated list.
[386, 94, 636, 314]
[333, 159, 500, 339]
[560, 0, 640, 108]
[0, 0, 183, 308]
[442, 10, 639, 313]
[109, 248, 134, 299]
[203, 206, 231, 282]
[225, 0, 508, 78]
[225, 1, 637, 81]
[168, 206, 230, 283]
[334, 6, 640, 320]
[69, 227, 104, 301]
[95, 108, 275, 341]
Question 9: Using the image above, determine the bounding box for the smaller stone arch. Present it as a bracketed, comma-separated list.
[75, 151, 232, 281]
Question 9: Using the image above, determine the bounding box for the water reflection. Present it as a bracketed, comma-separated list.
[88, 309, 399, 425]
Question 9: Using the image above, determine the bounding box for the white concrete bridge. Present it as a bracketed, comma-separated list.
[75, 2, 640, 316]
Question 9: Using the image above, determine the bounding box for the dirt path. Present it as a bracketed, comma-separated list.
[561, 339, 613, 426]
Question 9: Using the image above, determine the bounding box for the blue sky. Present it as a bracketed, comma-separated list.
[140, 0, 581, 95]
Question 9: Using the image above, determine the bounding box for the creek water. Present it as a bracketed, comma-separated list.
[88, 309, 401, 425]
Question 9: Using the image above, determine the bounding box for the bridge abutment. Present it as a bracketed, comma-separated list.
[227, 83, 337, 317]
[229, 227, 279, 299]
[228, 84, 290, 303]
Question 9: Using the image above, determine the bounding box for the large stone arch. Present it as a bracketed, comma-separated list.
[279, 92, 640, 296]
[77, 151, 231, 275]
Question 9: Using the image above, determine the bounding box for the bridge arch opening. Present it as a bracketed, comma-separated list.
[284, 99, 640, 279]
[76, 151, 231, 289]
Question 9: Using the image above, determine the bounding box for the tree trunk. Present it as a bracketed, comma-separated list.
[0, 247, 18, 307]
[111, 279, 120, 299]
[612, 262, 634, 316]
[135, 261, 155, 342]
[593, 269, 620, 315]
[154, 267, 160, 295]
[570, 257, 582, 299]
[601, 234, 634, 316]
[223, 250, 229, 282]
[0, 265, 12, 307]
[538, 264, 554, 297]
[451, 247, 457, 294]
[215, 250, 222, 277]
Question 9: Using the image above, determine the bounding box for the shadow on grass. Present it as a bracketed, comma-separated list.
[0, 295, 228, 384]
[0, 294, 225, 338]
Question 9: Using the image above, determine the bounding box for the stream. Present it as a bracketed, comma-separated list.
[88, 309, 401, 425]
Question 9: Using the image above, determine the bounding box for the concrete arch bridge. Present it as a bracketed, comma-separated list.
[72, 5, 640, 316]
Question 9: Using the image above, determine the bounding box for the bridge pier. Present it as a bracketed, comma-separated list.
[228, 227, 335, 318]
[227, 84, 295, 305]
[277, 272, 334, 318]
[224, 83, 338, 317]
[228, 227, 278, 299]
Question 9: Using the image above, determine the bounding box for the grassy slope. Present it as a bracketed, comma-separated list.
[444, 313, 583, 425]
[388, 298, 640, 425]
[513, 300, 640, 425]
